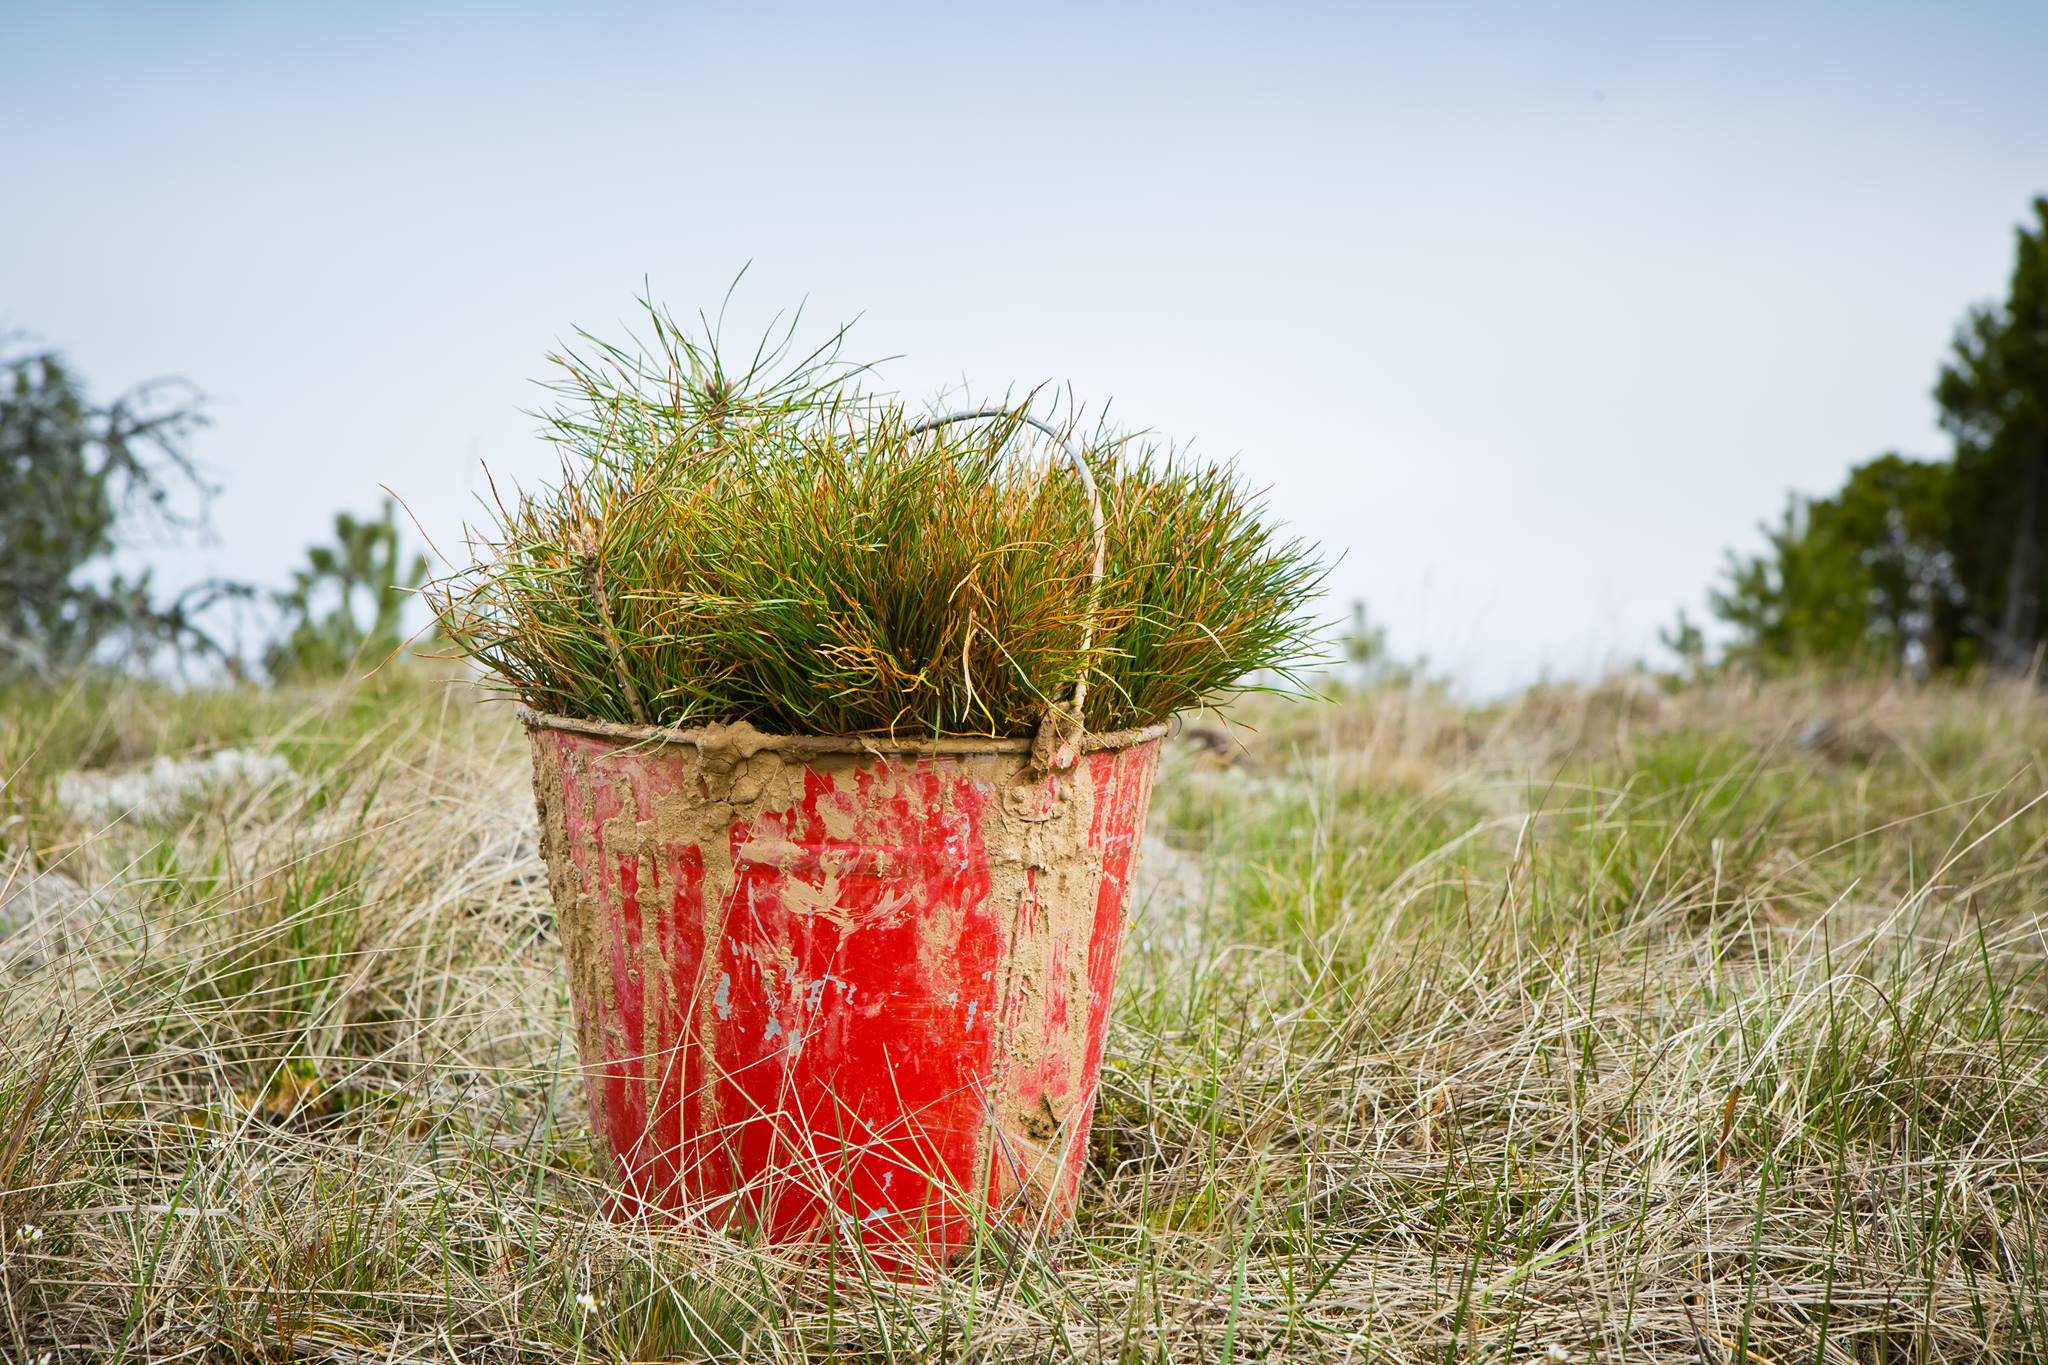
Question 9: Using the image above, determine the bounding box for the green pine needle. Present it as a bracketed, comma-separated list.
[427, 295, 1327, 738]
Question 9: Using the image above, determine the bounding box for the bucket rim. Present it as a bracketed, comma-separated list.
[518, 707, 1171, 758]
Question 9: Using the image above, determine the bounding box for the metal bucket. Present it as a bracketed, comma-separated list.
[525, 711, 1163, 1262]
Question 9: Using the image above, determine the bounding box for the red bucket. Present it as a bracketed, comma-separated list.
[525, 711, 1163, 1263]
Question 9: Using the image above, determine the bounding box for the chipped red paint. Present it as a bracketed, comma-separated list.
[529, 720, 1161, 1266]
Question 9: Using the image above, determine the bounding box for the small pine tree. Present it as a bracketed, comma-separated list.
[265, 501, 427, 680]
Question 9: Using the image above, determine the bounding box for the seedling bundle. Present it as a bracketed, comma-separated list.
[428, 301, 1322, 741]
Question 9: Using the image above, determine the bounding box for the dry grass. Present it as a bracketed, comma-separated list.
[2, 668, 2046, 1362]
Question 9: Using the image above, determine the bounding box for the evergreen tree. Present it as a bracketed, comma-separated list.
[0, 345, 242, 675]
[1704, 198, 2047, 674]
[1712, 455, 1964, 671]
[1937, 197, 2048, 669]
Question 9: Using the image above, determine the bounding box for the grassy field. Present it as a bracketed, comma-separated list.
[2, 670, 2045, 1362]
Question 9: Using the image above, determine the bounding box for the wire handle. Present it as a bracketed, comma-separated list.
[906, 406, 1105, 769]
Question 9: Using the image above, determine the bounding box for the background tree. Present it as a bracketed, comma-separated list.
[1936, 196, 2048, 670]
[264, 501, 427, 681]
[1699, 198, 2045, 675]
[0, 344, 244, 677]
[1710, 455, 1965, 672]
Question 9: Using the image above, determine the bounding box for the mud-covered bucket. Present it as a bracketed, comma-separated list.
[524, 408, 1165, 1264]
[525, 711, 1163, 1261]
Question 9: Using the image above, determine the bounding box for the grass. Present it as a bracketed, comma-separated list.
[425, 297, 1325, 738]
[2, 666, 2046, 1361]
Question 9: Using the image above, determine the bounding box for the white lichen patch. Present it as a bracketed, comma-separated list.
[56, 748, 292, 823]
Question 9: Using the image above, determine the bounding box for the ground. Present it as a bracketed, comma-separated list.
[1, 670, 2045, 1363]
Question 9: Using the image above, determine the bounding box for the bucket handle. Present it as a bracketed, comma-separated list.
[906, 406, 1105, 770]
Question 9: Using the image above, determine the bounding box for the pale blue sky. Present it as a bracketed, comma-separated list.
[8, 2, 2047, 691]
